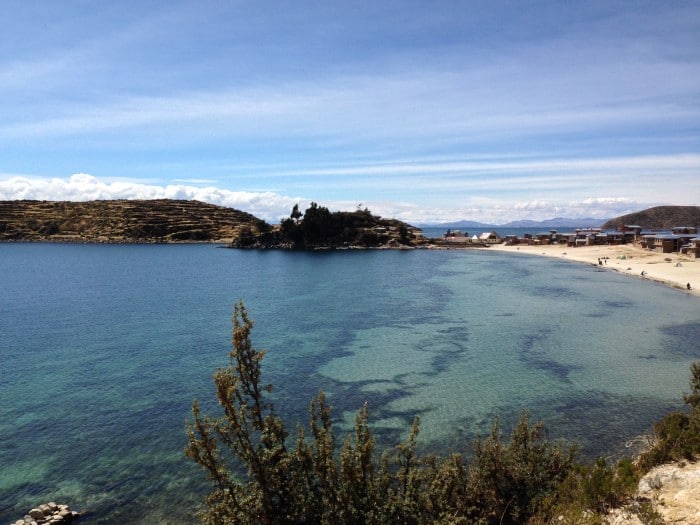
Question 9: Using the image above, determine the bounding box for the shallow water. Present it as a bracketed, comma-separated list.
[1, 244, 698, 523]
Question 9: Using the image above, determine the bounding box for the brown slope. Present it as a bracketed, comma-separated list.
[0, 199, 269, 243]
[601, 205, 700, 230]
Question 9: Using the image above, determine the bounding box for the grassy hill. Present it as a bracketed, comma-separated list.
[0, 199, 269, 243]
[602, 205, 700, 230]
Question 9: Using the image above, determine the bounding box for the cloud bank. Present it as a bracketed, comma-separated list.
[0, 174, 658, 225]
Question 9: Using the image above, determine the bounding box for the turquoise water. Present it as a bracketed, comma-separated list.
[1, 244, 698, 523]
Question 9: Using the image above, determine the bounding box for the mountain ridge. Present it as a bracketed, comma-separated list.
[417, 217, 605, 230]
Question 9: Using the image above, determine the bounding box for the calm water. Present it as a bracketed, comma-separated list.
[1, 244, 698, 523]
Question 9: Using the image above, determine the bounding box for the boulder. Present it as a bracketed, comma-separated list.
[27, 508, 44, 519]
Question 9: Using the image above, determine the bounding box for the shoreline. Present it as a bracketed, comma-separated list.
[487, 243, 700, 298]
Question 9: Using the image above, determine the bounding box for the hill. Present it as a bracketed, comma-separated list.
[601, 205, 700, 230]
[0, 199, 269, 243]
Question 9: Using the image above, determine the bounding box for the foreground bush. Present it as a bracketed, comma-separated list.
[638, 362, 700, 470]
[186, 302, 697, 524]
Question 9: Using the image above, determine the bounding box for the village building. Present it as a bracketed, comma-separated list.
[478, 231, 502, 244]
[671, 226, 698, 235]
[687, 237, 700, 258]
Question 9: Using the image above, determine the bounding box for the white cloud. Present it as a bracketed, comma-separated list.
[0, 174, 303, 222]
[0, 173, 685, 226]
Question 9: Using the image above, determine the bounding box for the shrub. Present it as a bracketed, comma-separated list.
[467, 415, 576, 524]
[638, 361, 700, 470]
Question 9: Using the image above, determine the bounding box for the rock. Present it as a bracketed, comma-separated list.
[606, 460, 700, 524]
[27, 509, 44, 519]
[12, 503, 79, 525]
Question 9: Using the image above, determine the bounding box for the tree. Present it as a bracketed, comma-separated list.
[185, 301, 294, 523]
[185, 302, 428, 524]
[290, 204, 303, 224]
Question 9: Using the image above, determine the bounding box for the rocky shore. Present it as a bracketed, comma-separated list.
[607, 460, 700, 524]
[10, 503, 79, 525]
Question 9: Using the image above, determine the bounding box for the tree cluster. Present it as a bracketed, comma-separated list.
[271, 203, 413, 249]
[186, 303, 699, 524]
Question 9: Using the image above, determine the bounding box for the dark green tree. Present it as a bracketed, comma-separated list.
[290, 204, 303, 224]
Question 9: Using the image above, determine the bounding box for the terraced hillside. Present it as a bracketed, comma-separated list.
[0, 199, 269, 243]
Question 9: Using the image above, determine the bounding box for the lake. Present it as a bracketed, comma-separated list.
[1, 243, 698, 523]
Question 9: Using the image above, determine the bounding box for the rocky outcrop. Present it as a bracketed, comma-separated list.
[11, 503, 79, 525]
[0, 199, 269, 243]
[606, 460, 700, 524]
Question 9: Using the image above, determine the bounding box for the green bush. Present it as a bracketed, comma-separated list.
[466, 416, 575, 524]
[638, 361, 700, 470]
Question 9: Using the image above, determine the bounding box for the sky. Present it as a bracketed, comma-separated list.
[0, 1, 698, 224]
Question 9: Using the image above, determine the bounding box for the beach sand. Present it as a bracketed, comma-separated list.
[487, 243, 700, 297]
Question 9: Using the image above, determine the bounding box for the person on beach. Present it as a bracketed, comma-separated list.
[688, 283, 692, 290]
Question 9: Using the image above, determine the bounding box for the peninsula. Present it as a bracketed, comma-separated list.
[0, 199, 425, 248]
[0, 199, 268, 243]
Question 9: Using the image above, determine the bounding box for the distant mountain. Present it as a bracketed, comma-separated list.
[500, 217, 604, 229]
[416, 220, 494, 230]
[417, 217, 605, 230]
[601, 206, 700, 230]
[0, 199, 268, 243]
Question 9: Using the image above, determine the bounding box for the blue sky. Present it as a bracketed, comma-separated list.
[1, 1, 698, 224]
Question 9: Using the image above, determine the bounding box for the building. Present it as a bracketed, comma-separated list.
[687, 238, 700, 258]
[478, 231, 502, 244]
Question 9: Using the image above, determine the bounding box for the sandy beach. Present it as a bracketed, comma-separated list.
[488, 243, 700, 298]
